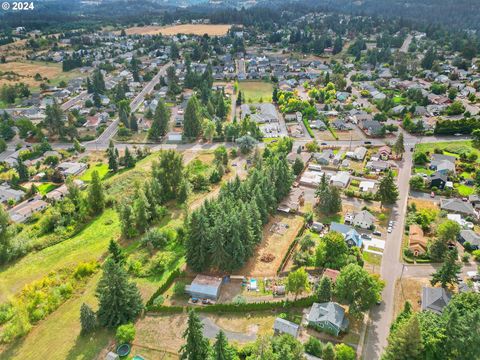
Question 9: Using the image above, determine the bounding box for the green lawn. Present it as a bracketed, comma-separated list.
[455, 184, 475, 196]
[363, 251, 382, 266]
[413, 166, 434, 176]
[0, 209, 120, 303]
[80, 163, 109, 182]
[416, 141, 480, 163]
[238, 81, 274, 103]
[37, 182, 58, 195]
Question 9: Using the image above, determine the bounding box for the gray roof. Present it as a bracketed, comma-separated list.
[185, 275, 222, 299]
[421, 287, 451, 314]
[431, 154, 456, 164]
[273, 318, 300, 337]
[441, 198, 477, 217]
[459, 230, 480, 247]
[307, 302, 348, 330]
[353, 210, 375, 226]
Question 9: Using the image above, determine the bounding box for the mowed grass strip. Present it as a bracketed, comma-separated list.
[0, 209, 120, 303]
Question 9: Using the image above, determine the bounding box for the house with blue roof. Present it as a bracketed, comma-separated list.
[307, 302, 349, 336]
[330, 222, 363, 248]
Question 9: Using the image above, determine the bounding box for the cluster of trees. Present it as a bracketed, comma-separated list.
[315, 231, 363, 271]
[118, 151, 184, 239]
[186, 155, 293, 272]
[383, 292, 480, 360]
[315, 174, 342, 214]
[106, 141, 146, 173]
[179, 309, 356, 360]
[0, 83, 30, 104]
[434, 117, 480, 135]
[62, 53, 89, 72]
[276, 90, 318, 120]
[148, 98, 170, 141]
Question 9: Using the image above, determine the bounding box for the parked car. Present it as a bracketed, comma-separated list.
[387, 227, 393, 233]
[388, 220, 394, 227]
[321, 142, 327, 146]
[373, 230, 382, 236]
[202, 299, 212, 305]
[462, 197, 468, 202]
[191, 298, 199, 303]
[430, 191, 435, 198]
[364, 141, 372, 145]
[361, 233, 372, 240]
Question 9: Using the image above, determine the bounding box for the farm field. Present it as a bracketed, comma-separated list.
[123, 24, 232, 36]
[238, 81, 274, 103]
[0, 61, 83, 88]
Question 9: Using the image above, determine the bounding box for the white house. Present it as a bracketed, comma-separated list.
[330, 172, 350, 188]
[352, 210, 376, 229]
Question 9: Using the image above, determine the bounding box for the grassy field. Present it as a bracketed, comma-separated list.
[0, 209, 120, 303]
[0, 61, 83, 89]
[122, 24, 231, 36]
[416, 140, 480, 162]
[238, 81, 274, 103]
[37, 182, 58, 195]
[0, 273, 112, 360]
[80, 163, 110, 182]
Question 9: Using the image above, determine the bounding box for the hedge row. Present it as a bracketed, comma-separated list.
[276, 222, 306, 274]
[147, 295, 317, 313]
[303, 118, 315, 138]
[145, 268, 185, 307]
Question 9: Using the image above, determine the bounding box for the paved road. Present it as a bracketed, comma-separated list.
[85, 62, 172, 148]
[60, 91, 88, 111]
[399, 34, 413, 53]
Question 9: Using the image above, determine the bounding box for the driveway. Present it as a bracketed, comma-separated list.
[200, 315, 257, 343]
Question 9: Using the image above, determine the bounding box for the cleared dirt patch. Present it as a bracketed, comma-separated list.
[123, 24, 232, 36]
[393, 277, 430, 318]
[234, 214, 304, 277]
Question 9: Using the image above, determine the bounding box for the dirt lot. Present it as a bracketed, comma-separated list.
[393, 277, 430, 318]
[0, 61, 81, 87]
[123, 24, 232, 36]
[233, 214, 304, 277]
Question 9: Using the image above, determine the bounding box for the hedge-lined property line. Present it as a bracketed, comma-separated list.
[145, 267, 185, 307]
[147, 295, 317, 313]
[276, 222, 306, 274]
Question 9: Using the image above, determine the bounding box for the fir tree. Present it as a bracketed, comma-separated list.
[213, 330, 238, 360]
[96, 259, 143, 328]
[149, 99, 170, 140]
[431, 249, 462, 288]
[120, 203, 137, 239]
[382, 315, 424, 360]
[393, 133, 405, 158]
[134, 190, 150, 234]
[0, 205, 12, 264]
[87, 170, 105, 215]
[180, 310, 211, 360]
[80, 303, 97, 335]
[183, 96, 202, 139]
[316, 276, 333, 302]
[377, 170, 399, 207]
[123, 147, 136, 168]
[108, 239, 125, 264]
[129, 114, 138, 132]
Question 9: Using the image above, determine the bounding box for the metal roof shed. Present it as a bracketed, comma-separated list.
[185, 275, 222, 300]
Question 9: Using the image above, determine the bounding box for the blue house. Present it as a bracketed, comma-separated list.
[330, 222, 363, 247]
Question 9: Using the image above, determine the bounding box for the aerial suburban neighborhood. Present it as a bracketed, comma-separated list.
[0, 0, 479, 359]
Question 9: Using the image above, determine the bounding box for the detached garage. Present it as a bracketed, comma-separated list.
[185, 275, 223, 300]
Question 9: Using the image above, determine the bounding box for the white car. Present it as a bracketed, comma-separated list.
[387, 227, 393, 233]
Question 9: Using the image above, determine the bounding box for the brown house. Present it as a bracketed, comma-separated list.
[409, 224, 428, 256]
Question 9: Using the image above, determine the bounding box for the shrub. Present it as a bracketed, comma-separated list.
[173, 281, 186, 297]
[74, 261, 98, 279]
[116, 323, 136, 344]
[153, 295, 164, 306]
[148, 251, 176, 275]
[472, 249, 480, 261]
[305, 336, 323, 357]
[141, 228, 169, 249]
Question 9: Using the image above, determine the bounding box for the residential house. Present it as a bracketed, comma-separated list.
[330, 222, 363, 247]
[330, 172, 350, 188]
[458, 230, 480, 250]
[8, 196, 48, 223]
[429, 172, 447, 190]
[469, 194, 480, 210]
[310, 120, 327, 130]
[352, 210, 376, 229]
[366, 160, 390, 172]
[287, 152, 311, 165]
[359, 181, 375, 192]
[361, 120, 384, 137]
[440, 198, 477, 218]
[167, 132, 183, 143]
[313, 150, 334, 165]
[378, 146, 391, 160]
[409, 224, 428, 256]
[0, 184, 25, 204]
[299, 171, 323, 188]
[57, 162, 88, 177]
[306, 302, 349, 336]
[447, 214, 473, 229]
[185, 275, 222, 300]
[273, 318, 300, 338]
[430, 154, 456, 175]
[421, 287, 451, 314]
[346, 146, 367, 161]
[332, 119, 349, 131]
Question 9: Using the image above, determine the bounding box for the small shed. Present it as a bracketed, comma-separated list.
[273, 317, 300, 338]
[105, 352, 119, 360]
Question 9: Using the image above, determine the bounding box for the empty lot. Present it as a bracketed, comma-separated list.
[123, 24, 232, 36]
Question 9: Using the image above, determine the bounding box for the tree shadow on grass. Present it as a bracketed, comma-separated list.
[0, 337, 27, 360]
[65, 328, 113, 360]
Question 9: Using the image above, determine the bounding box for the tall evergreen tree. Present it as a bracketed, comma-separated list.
[119, 203, 137, 239]
[15, 157, 29, 182]
[180, 310, 211, 360]
[87, 170, 105, 215]
[134, 190, 150, 234]
[108, 239, 125, 264]
[393, 133, 405, 158]
[148, 99, 170, 140]
[382, 315, 424, 360]
[316, 276, 333, 302]
[0, 205, 11, 264]
[96, 258, 143, 328]
[213, 330, 238, 360]
[123, 147, 135, 168]
[80, 303, 97, 335]
[431, 249, 462, 288]
[183, 96, 202, 139]
[377, 170, 399, 207]
[129, 114, 138, 132]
